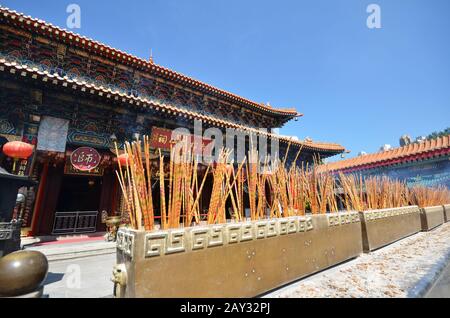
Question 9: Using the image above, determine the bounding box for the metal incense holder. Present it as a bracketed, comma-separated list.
[420, 206, 445, 231]
[359, 206, 421, 253]
[112, 212, 363, 298]
[443, 204, 450, 223]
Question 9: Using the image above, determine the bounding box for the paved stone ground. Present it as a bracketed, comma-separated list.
[265, 222, 450, 298]
[26, 240, 116, 261]
[43, 253, 115, 298]
[426, 261, 450, 298]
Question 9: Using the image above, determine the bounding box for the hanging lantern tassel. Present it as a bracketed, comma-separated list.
[2, 141, 35, 175]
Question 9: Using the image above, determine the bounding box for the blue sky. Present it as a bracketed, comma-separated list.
[2, 0, 449, 161]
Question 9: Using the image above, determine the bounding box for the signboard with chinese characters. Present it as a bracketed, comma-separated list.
[64, 160, 104, 177]
[70, 147, 101, 172]
[149, 127, 214, 156]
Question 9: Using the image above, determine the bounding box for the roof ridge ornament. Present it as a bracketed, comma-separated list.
[149, 49, 154, 64]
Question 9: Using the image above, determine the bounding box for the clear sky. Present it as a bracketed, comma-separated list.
[2, 0, 449, 161]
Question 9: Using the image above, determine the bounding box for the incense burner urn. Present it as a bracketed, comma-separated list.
[0, 250, 48, 298]
[105, 216, 123, 242]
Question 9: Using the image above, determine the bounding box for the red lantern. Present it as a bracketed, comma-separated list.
[226, 164, 234, 175]
[2, 141, 34, 159]
[117, 153, 129, 166]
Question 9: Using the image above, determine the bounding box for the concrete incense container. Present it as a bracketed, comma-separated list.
[420, 206, 445, 231]
[359, 206, 421, 253]
[443, 204, 450, 223]
[112, 212, 363, 298]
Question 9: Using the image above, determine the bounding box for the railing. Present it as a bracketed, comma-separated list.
[52, 211, 98, 235]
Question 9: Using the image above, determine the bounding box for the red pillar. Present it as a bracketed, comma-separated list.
[29, 162, 49, 237]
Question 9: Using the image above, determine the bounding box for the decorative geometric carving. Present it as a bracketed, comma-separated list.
[298, 219, 306, 232]
[240, 223, 254, 242]
[166, 230, 186, 254]
[287, 218, 298, 234]
[266, 220, 277, 237]
[132, 215, 325, 258]
[226, 224, 241, 244]
[191, 228, 209, 250]
[208, 226, 225, 247]
[278, 219, 289, 235]
[144, 232, 167, 258]
[306, 218, 314, 231]
[0, 230, 12, 240]
[117, 230, 135, 258]
[0, 119, 15, 134]
[328, 212, 360, 227]
[339, 214, 351, 225]
[255, 221, 268, 239]
[327, 215, 339, 227]
[362, 206, 419, 223]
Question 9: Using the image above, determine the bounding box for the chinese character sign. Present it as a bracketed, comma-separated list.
[150, 127, 172, 149]
[150, 127, 213, 156]
[70, 147, 101, 171]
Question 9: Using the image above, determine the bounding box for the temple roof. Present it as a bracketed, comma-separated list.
[0, 57, 345, 155]
[0, 6, 302, 120]
[319, 135, 450, 173]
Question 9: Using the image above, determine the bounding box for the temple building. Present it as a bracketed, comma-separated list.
[320, 135, 450, 188]
[0, 7, 345, 236]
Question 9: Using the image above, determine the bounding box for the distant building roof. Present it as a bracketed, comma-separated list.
[319, 135, 450, 173]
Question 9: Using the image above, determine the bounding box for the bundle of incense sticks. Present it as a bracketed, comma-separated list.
[116, 138, 450, 231]
[235, 160, 246, 221]
[364, 176, 410, 210]
[267, 164, 282, 219]
[207, 148, 234, 224]
[301, 165, 338, 214]
[338, 174, 450, 211]
[159, 137, 211, 229]
[287, 165, 307, 216]
[285, 147, 307, 215]
[226, 157, 246, 222]
[115, 137, 154, 231]
[266, 145, 301, 218]
[246, 148, 260, 220]
[410, 185, 450, 208]
[326, 172, 339, 213]
[339, 173, 365, 212]
[304, 164, 320, 214]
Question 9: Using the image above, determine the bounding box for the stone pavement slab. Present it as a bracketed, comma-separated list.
[43, 253, 115, 298]
[25, 239, 116, 261]
[425, 261, 450, 298]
